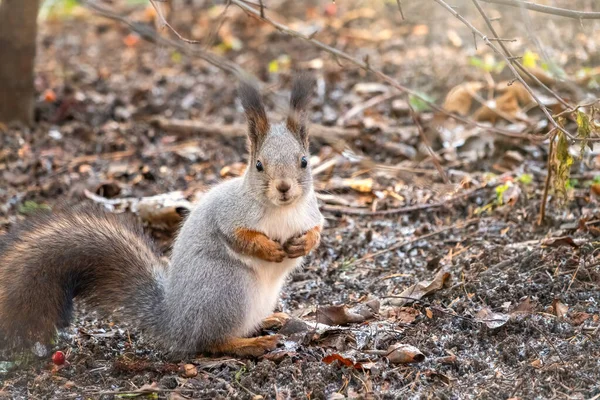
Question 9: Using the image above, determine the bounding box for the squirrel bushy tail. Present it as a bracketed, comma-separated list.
[0, 205, 167, 349]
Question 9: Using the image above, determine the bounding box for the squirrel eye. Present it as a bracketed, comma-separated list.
[256, 160, 264, 172]
[300, 156, 308, 169]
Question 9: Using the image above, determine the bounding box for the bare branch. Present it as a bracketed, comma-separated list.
[229, 0, 541, 142]
[396, 0, 405, 19]
[148, 0, 202, 44]
[479, 0, 600, 20]
[471, 0, 571, 108]
[435, 0, 599, 142]
[82, 0, 245, 76]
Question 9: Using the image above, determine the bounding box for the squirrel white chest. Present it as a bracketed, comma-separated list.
[237, 200, 315, 335]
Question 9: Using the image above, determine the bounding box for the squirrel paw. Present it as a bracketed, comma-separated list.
[284, 228, 320, 258]
[262, 312, 291, 330]
[259, 240, 287, 263]
[211, 335, 282, 358]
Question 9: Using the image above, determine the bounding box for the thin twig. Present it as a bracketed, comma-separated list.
[82, 0, 245, 76]
[396, 0, 405, 19]
[471, 0, 571, 109]
[407, 98, 449, 183]
[229, 0, 540, 142]
[538, 129, 557, 225]
[149, 0, 202, 44]
[435, 0, 599, 142]
[479, 0, 600, 20]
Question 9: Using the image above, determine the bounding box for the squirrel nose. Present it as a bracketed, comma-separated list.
[276, 180, 291, 194]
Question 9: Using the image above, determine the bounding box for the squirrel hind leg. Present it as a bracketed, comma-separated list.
[208, 335, 282, 358]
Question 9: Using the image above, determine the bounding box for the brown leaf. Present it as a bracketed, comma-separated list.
[512, 297, 534, 315]
[322, 353, 362, 369]
[316, 305, 366, 326]
[388, 307, 420, 324]
[443, 82, 485, 116]
[220, 162, 246, 178]
[388, 270, 451, 306]
[496, 81, 532, 105]
[385, 344, 425, 364]
[542, 236, 579, 249]
[551, 299, 568, 320]
[530, 359, 543, 369]
[569, 312, 590, 325]
[182, 363, 198, 378]
[475, 307, 510, 329]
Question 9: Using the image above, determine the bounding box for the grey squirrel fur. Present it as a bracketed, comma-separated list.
[0, 74, 324, 357]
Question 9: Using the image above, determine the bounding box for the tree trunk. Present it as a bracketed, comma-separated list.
[0, 0, 40, 125]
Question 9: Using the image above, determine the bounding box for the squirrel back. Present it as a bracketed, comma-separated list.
[0, 74, 324, 357]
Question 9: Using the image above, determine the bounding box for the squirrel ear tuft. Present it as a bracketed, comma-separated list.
[286, 73, 315, 148]
[239, 79, 269, 151]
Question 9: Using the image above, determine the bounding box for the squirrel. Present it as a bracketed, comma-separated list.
[0, 74, 324, 358]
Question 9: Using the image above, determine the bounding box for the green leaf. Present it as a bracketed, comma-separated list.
[576, 110, 592, 157]
[553, 131, 573, 201]
[171, 51, 182, 64]
[18, 201, 51, 215]
[408, 93, 434, 112]
[495, 182, 511, 205]
[522, 50, 539, 69]
[517, 173, 533, 185]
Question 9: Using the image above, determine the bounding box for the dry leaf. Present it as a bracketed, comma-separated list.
[475, 307, 510, 329]
[569, 312, 590, 325]
[385, 344, 425, 364]
[512, 297, 534, 315]
[542, 237, 579, 249]
[220, 162, 246, 177]
[443, 82, 484, 116]
[322, 353, 362, 369]
[316, 305, 366, 326]
[388, 270, 451, 306]
[342, 178, 373, 193]
[496, 81, 532, 104]
[551, 299, 568, 320]
[182, 363, 197, 378]
[388, 307, 420, 324]
[530, 359, 543, 369]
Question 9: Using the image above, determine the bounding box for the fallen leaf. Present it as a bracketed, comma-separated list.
[512, 297, 534, 315]
[385, 344, 425, 364]
[388, 270, 451, 306]
[569, 312, 590, 325]
[322, 353, 362, 369]
[220, 162, 246, 177]
[551, 299, 568, 320]
[182, 363, 197, 378]
[530, 359, 543, 369]
[542, 237, 579, 249]
[316, 305, 366, 326]
[475, 307, 510, 329]
[426, 308, 433, 319]
[387, 307, 420, 324]
[442, 82, 484, 116]
[123, 33, 141, 47]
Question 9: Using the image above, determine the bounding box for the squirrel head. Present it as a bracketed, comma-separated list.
[239, 74, 315, 207]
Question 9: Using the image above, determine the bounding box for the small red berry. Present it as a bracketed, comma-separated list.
[52, 351, 65, 366]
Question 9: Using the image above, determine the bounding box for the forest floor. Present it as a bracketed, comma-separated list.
[1, 1, 600, 399]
